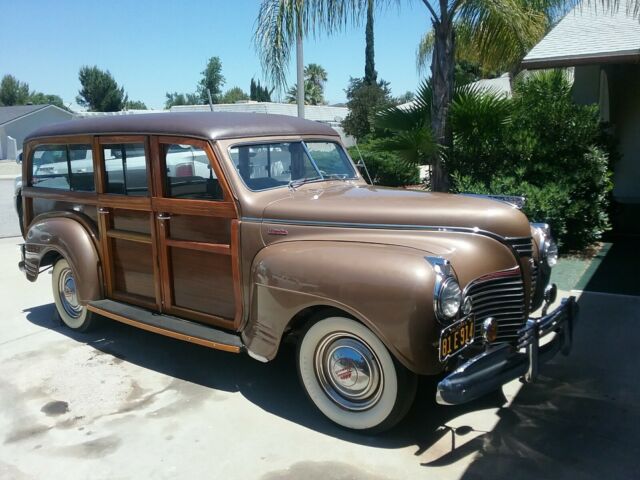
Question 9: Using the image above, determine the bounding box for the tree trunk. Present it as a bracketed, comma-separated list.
[296, 31, 305, 119]
[429, 7, 455, 192]
[364, 0, 377, 85]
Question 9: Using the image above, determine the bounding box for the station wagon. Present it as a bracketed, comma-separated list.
[18, 112, 577, 432]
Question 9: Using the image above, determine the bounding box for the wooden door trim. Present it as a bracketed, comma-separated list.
[106, 229, 152, 244]
[97, 195, 152, 210]
[151, 197, 236, 218]
[96, 135, 160, 310]
[164, 238, 231, 255]
[21, 187, 99, 204]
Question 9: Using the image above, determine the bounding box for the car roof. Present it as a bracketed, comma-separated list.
[25, 112, 339, 142]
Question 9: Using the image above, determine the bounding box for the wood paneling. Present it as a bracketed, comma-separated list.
[167, 214, 231, 244]
[112, 209, 151, 235]
[169, 246, 236, 321]
[111, 237, 156, 300]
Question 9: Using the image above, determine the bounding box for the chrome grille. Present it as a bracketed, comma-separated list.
[465, 268, 526, 343]
[507, 237, 533, 257]
[530, 260, 539, 308]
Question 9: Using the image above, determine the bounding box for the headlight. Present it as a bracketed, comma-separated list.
[438, 277, 462, 319]
[545, 239, 558, 267]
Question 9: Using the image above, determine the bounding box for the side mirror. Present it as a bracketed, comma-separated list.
[16, 153, 22, 164]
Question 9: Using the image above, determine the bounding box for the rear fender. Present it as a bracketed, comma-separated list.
[24, 212, 102, 303]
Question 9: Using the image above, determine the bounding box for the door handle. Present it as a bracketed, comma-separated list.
[98, 207, 109, 215]
[157, 213, 171, 221]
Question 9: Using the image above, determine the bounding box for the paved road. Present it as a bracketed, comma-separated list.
[0, 178, 21, 238]
[0, 236, 637, 479]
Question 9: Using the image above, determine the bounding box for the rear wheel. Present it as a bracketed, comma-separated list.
[297, 316, 417, 433]
[52, 258, 97, 331]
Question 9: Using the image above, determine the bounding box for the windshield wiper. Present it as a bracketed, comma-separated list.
[288, 177, 316, 191]
[322, 173, 349, 182]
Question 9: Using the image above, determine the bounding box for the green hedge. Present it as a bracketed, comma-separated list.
[348, 143, 420, 187]
[449, 70, 614, 251]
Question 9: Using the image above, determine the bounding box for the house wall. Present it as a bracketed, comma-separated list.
[608, 64, 640, 204]
[0, 107, 73, 159]
[572, 65, 601, 105]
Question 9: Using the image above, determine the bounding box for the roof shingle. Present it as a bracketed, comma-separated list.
[523, 0, 640, 68]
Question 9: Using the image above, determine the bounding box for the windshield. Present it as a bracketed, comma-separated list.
[229, 141, 357, 191]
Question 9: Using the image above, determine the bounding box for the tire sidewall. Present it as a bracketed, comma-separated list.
[52, 258, 89, 330]
[297, 316, 400, 431]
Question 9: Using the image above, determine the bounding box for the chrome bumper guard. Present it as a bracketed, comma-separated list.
[18, 243, 26, 272]
[436, 295, 578, 405]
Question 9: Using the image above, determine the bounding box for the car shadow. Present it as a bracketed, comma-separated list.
[578, 237, 640, 296]
[451, 292, 640, 479]
[24, 302, 508, 452]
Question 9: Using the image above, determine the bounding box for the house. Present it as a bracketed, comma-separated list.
[522, 0, 640, 233]
[0, 105, 74, 160]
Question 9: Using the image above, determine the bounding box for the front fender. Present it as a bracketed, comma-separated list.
[24, 213, 102, 304]
[242, 241, 442, 375]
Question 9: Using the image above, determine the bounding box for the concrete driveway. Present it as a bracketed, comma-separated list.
[0, 236, 638, 479]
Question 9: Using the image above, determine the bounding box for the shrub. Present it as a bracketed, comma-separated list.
[348, 143, 420, 187]
[450, 70, 614, 251]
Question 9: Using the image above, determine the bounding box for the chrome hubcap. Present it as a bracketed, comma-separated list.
[58, 268, 82, 319]
[314, 333, 383, 411]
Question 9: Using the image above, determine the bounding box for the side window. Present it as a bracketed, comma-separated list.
[31, 144, 96, 192]
[68, 145, 95, 192]
[103, 143, 149, 196]
[164, 144, 223, 200]
[31, 145, 69, 190]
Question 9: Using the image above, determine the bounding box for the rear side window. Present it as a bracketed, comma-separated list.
[31, 144, 95, 191]
[103, 144, 149, 196]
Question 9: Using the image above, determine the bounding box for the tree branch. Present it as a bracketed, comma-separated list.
[421, 0, 440, 23]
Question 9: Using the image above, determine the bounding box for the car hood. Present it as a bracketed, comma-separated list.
[261, 183, 531, 239]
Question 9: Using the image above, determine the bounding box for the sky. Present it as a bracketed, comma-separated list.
[1, 0, 431, 110]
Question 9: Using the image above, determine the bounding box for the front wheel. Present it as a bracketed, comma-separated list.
[297, 316, 417, 433]
[52, 258, 97, 332]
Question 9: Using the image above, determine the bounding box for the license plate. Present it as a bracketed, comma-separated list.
[439, 315, 475, 362]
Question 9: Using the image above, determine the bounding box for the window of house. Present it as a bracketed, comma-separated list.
[103, 144, 149, 196]
[31, 144, 95, 191]
[164, 144, 223, 200]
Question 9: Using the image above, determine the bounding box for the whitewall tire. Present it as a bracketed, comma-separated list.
[297, 316, 417, 433]
[52, 258, 96, 331]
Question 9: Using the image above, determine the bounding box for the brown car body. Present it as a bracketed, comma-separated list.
[19, 112, 575, 429]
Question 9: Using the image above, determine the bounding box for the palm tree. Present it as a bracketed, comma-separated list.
[254, 0, 638, 191]
[416, 1, 568, 80]
[285, 63, 328, 104]
[255, 0, 543, 191]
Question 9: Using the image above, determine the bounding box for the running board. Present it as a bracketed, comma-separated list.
[87, 299, 244, 354]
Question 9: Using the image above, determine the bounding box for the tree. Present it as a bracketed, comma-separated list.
[197, 57, 225, 104]
[220, 87, 249, 104]
[250, 78, 273, 102]
[125, 100, 147, 110]
[286, 63, 327, 105]
[395, 91, 415, 104]
[27, 92, 65, 109]
[0, 75, 30, 106]
[254, 0, 622, 191]
[165, 92, 201, 109]
[76, 66, 127, 112]
[342, 77, 394, 140]
[364, 0, 377, 85]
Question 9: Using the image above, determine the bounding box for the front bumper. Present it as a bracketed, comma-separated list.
[436, 295, 578, 405]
